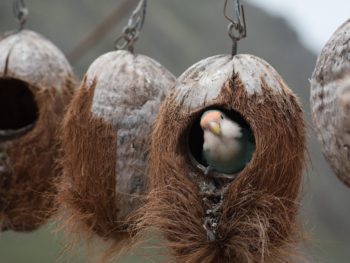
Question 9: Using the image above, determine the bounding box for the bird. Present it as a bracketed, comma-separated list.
[200, 109, 255, 174]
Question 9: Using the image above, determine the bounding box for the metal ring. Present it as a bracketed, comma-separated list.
[114, 36, 129, 50]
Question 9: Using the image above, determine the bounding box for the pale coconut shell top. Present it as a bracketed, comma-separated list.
[311, 19, 350, 187]
[0, 30, 72, 89]
[312, 19, 350, 86]
[176, 54, 295, 112]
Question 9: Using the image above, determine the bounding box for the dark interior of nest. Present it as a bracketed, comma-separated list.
[187, 106, 255, 180]
[0, 78, 39, 140]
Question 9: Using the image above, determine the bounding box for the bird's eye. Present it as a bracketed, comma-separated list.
[220, 115, 224, 120]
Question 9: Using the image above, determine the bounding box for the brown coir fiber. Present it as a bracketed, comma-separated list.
[56, 78, 132, 252]
[56, 50, 175, 261]
[133, 74, 306, 263]
[0, 76, 75, 232]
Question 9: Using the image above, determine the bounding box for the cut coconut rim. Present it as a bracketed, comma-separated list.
[0, 78, 39, 142]
[0, 124, 35, 142]
[186, 106, 254, 181]
[187, 151, 239, 180]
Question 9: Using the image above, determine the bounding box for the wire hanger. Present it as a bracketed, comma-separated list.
[115, 0, 147, 53]
[13, 0, 28, 30]
[224, 0, 247, 57]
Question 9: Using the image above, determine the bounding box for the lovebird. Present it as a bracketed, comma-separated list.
[200, 110, 255, 174]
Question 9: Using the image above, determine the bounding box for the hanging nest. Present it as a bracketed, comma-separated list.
[0, 30, 75, 232]
[134, 54, 306, 263]
[311, 19, 350, 187]
[56, 50, 175, 251]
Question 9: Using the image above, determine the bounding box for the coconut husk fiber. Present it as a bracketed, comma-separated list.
[0, 30, 75, 232]
[56, 50, 175, 253]
[134, 54, 306, 263]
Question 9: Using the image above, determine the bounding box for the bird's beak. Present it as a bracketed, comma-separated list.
[208, 121, 221, 136]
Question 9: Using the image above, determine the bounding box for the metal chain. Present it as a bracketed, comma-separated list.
[115, 0, 147, 53]
[224, 0, 247, 56]
[13, 0, 28, 30]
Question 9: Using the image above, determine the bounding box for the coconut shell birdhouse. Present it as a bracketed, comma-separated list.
[311, 19, 350, 187]
[57, 50, 175, 244]
[0, 30, 75, 231]
[136, 54, 306, 263]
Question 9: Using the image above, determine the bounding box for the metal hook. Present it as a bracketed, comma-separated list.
[224, 0, 247, 56]
[115, 0, 147, 53]
[13, 0, 28, 30]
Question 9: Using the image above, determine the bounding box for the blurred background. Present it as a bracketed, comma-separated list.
[0, 0, 349, 262]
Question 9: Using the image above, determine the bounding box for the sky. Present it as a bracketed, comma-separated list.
[246, 0, 350, 53]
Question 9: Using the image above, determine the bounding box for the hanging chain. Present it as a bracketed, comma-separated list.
[13, 0, 28, 30]
[224, 0, 247, 57]
[115, 0, 147, 53]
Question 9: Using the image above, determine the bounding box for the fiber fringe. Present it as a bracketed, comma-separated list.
[55, 77, 137, 260]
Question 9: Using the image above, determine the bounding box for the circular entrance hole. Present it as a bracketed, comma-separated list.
[187, 106, 255, 175]
[0, 78, 39, 140]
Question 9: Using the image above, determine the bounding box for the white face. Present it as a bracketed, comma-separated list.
[200, 110, 242, 140]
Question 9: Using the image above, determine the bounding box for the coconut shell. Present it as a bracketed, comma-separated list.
[135, 54, 306, 263]
[0, 30, 75, 231]
[57, 50, 175, 246]
[311, 19, 350, 187]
